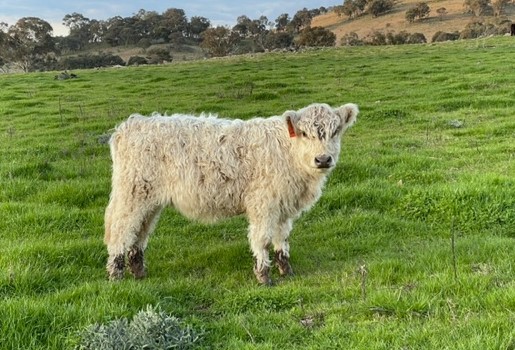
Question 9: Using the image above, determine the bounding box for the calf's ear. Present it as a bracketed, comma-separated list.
[336, 103, 359, 130]
[283, 110, 300, 137]
[283, 110, 298, 124]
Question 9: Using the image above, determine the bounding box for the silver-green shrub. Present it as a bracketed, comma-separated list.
[75, 306, 203, 350]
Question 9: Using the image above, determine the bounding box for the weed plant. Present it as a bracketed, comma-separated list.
[74, 305, 203, 349]
[0, 37, 513, 349]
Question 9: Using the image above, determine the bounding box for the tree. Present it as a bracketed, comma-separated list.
[288, 8, 313, 33]
[463, 0, 490, 16]
[103, 16, 140, 46]
[492, 0, 509, 16]
[251, 16, 272, 50]
[368, 0, 395, 17]
[133, 9, 162, 41]
[161, 8, 188, 40]
[405, 2, 430, 23]
[88, 19, 106, 43]
[0, 22, 7, 68]
[386, 30, 410, 44]
[296, 26, 336, 47]
[340, 0, 368, 19]
[436, 7, 448, 20]
[340, 32, 364, 46]
[233, 15, 270, 39]
[63, 12, 89, 32]
[263, 31, 294, 50]
[233, 15, 253, 37]
[407, 32, 427, 43]
[341, 1, 357, 18]
[405, 8, 418, 22]
[432, 31, 460, 42]
[200, 26, 240, 57]
[232, 15, 271, 52]
[188, 16, 210, 39]
[59, 53, 124, 69]
[257, 16, 273, 31]
[6, 17, 57, 71]
[460, 21, 485, 38]
[459, 20, 500, 38]
[416, 2, 430, 19]
[275, 13, 290, 31]
[164, 8, 187, 32]
[0, 21, 7, 49]
[62, 13, 92, 50]
[146, 46, 173, 64]
[365, 30, 387, 45]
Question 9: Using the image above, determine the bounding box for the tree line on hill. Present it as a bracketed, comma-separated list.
[0, 7, 339, 73]
[337, 0, 513, 19]
[340, 19, 510, 47]
[3, 2, 511, 72]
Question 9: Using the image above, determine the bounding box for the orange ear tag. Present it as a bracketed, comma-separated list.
[287, 118, 296, 138]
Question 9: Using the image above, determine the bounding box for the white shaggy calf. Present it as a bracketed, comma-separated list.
[104, 103, 358, 284]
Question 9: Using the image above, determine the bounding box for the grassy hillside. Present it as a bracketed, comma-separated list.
[0, 37, 514, 349]
[313, 0, 515, 43]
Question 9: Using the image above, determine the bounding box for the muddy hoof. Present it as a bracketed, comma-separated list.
[275, 250, 294, 277]
[254, 265, 272, 285]
[107, 255, 125, 281]
[128, 248, 146, 279]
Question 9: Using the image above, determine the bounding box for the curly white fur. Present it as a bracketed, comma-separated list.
[104, 103, 358, 284]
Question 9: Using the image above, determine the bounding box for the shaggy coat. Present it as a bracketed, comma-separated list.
[104, 103, 358, 284]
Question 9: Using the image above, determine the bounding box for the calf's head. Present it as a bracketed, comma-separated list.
[284, 103, 358, 173]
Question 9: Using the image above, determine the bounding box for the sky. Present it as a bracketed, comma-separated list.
[0, 1, 338, 36]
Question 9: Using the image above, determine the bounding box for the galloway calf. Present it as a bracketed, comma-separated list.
[104, 103, 358, 284]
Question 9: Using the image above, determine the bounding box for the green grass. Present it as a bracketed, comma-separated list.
[0, 38, 514, 349]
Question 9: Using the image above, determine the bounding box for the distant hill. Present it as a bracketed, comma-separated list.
[313, 0, 515, 43]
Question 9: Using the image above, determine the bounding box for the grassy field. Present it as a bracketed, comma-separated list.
[0, 37, 514, 349]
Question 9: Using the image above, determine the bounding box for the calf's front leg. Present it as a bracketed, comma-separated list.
[273, 219, 294, 277]
[248, 220, 273, 285]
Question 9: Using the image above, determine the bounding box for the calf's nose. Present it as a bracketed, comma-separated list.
[314, 155, 333, 168]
